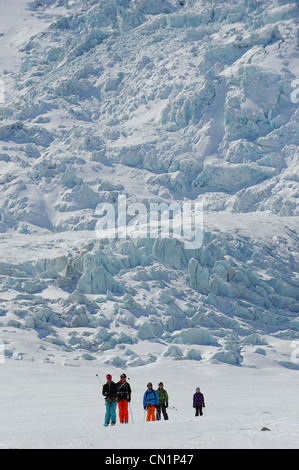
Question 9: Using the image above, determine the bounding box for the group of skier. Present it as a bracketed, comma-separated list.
[143, 381, 169, 422]
[102, 373, 205, 427]
[102, 373, 131, 426]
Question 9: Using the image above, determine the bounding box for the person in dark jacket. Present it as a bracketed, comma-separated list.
[116, 373, 131, 424]
[143, 382, 159, 422]
[102, 374, 117, 426]
[156, 382, 169, 421]
[193, 387, 205, 417]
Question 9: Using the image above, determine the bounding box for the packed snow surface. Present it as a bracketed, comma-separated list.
[0, 357, 298, 449]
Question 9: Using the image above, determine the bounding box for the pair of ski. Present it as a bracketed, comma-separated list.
[103, 422, 129, 427]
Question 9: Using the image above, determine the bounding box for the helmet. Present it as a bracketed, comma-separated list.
[106, 374, 112, 380]
[158, 382, 164, 387]
[120, 373, 127, 379]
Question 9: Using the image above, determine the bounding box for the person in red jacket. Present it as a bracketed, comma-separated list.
[116, 373, 131, 424]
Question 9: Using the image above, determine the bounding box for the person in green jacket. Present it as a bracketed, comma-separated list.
[156, 382, 169, 421]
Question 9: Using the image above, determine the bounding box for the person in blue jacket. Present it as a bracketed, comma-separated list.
[143, 382, 159, 422]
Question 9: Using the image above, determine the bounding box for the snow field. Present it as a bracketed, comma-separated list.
[0, 0, 298, 451]
[0, 358, 298, 449]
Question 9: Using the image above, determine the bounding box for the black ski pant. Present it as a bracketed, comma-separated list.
[156, 403, 169, 421]
[195, 405, 203, 416]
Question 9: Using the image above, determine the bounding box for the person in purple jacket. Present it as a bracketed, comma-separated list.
[193, 387, 205, 417]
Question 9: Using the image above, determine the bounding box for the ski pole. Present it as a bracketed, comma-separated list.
[96, 374, 104, 387]
[129, 402, 134, 424]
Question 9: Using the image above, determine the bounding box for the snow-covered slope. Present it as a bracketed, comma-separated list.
[0, 0, 298, 375]
[1, 359, 299, 449]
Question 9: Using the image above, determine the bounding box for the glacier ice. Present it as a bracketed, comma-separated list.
[0, 0, 298, 367]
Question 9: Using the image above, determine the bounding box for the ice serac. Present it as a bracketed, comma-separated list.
[78, 264, 119, 294]
[0, 0, 298, 367]
[188, 258, 210, 295]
